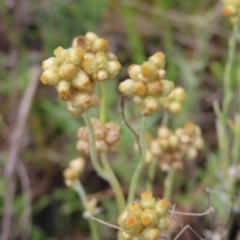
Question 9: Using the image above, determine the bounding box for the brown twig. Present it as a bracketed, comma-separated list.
[119, 94, 141, 154]
[1, 64, 41, 240]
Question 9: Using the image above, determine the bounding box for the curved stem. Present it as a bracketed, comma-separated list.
[223, 23, 239, 118]
[164, 170, 176, 201]
[127, 116, 147, 204]
[73, 180, 100, 240]
[146, 157, 158, 191]
[100, 153, 126, 213]
[100, 81, 107, 124]
[83, 112, 106, 178]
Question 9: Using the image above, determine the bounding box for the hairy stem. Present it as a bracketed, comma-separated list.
[73, 180, 100, 240]
[100, 153, 126, 213]
[127, 116, 147, 204]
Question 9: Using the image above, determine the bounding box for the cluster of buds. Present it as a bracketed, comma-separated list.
[158, 87, 186, 114]
[118, 52, 174, 115]
[118, 192, 171, 240]
[76, 118, 120, 154]
[222, 0, 240, 24]
[149, 122, 204, 171]
[63, 157, 86, 187]
[40, 32, 121, 117]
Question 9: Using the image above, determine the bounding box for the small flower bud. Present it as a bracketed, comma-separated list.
[140, 209, 158, 227]
[95, 70, 108, 82]
[85, 31, 99, 42]
[168, 102, 182, 113]
[56, 80, 71, 100]
[141, 228, 161, 240]
[142, 96, 158, 115]
[122, 216, 143, 236]
[223, 5, 237, 16]
[42, 57, 58, 70]
[158, 69, 166, 79]
[96, 52, 108, 69]
[96, 140, 108, 152]
[40, 68, 60, 86]
[128, 64, 141, 81]
[78, 127, 89, 141]
[150, 140, 161, 155]
[147, 80, 163, 96]
[67, 101, 85, 117]
[141, 62, 158, 80]
[92, 38, 110, 52]
[148, 52, 165, 69]
[155, 199, 170, 217]
[168, 135, 179, 149]
[90, 93, 101, 108]
[145, 150, 153, 164]
[72, 71, 95, 92]
[158, 126, 171, 138]
[122, 231, 132, 240]
[58, 63, 78, 81]
[63, 168, 78, 181]
[107, 61, 121, 78]
[118, 79, 135, 97]
[76, 139, 90, 155]
[133, 95, 144, 107]
[128, 202, 143, 218]
[157, 216, 171, 230]
[160, 80, 174, 97]
[82, 58, 98, 75]
[172, 87, 186, 101]
[72, 36, 91, 50]
[69, 157, 85, 175]
[71, 91, 92, 110]
[134, 81, 147, 96]
[193, 137, 204, 150]
[67, 47, 85, 66]
[185, 147, 198, 160]
[106, 52, 117, 61]
[140, 192, 156, 209]
[54, 47, 68, 64]
[105, 122, 120, 145]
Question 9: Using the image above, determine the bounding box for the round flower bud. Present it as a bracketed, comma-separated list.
[158, 69, 166, 80]
[69, 157, 85, 175]
[72, 71, 95, 92]
[67, 101, 85, 117]
[145, 150, 153, 164]
[158, 126, 171, 138]
[140, 192, 156, 209]
[223, 5, 237, 16]
[148, 52, 165, 69]
[58, 63, 78, 81]
[185, 147, 198, 160]
[96, 140, 108, 152]
[134, 81, 147, 96]
[133, 95, 144, 107]
[92, 38, 110, 52]
[84, 52, 95, 60]
[40, 68, 60, 86]
[168, 135, 179, 149]
[85, 31, 99, 43]
[96, 52, 108, 69]
[138, 73, 149, 82]
[122, 231, 132, 240]
[76, 139, 90, 155]
[141, 62, 158, 80]
[105, 122, 120, 145]
[118, 211, 128, 226]
[128, 64, 141, 81]
[118, 79, 135, 97]
[63, 168, 78, 181]
[193, 137, 204, 150]
[67, 47, 85, 66]
[160, 80, 174, 97]
[107, 61, 121, 78]
[142, 96, 158, 115]
[90, 93, 101, 108]
[140, 209, 158, 227]
[54, 47, 68, 64]
[77, 127, 89, 141]
[82, 58, 98, 75]
[158, 138, 169, 150]
[141, 228, 161, 240]
[71, 91, 92, 110]
[147, 80, 163, 96]
[95, 70, 108, 82]
[106, 52, 117, 61]
[155, 199, 170, 217]
[168, 102, 182, 113]
[128, 202, 143, 218]
[172, 87, 186, 101]
[157, 216, 171, 230]
[42, 57, 58, 70]
[56, 80, 71, 100]
[72, 36, 91, 51]
[150, 140, 161, 155]
[122, 216, 143, 236]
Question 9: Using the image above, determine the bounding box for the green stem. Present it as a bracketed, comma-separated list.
[100, 81, 107, 124]
[73, 180, 100, 240]
[127, 116, 147, 204]
[146, 157, 158, 191]
[162, 111, 169, 126]
[232, 115, 240, 165]
[83, 112, 106, 178]
[164, 170, 175, 201]
[223, 23, 239, 118]
[100, 153, 126, 213]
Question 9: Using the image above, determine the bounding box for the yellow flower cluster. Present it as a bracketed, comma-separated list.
[149, 122, 204, 171]
[76, 118, 120, 155]
[118, 52, 174, 115]
[40, 32, 121, 117]
[63, 157, 86, 187]
[159, 87, 186, 114]
[222, 0, 240, 23]
[118, 192, 170, 240]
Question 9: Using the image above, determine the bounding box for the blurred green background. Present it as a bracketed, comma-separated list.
[0, 0, 240, 239]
